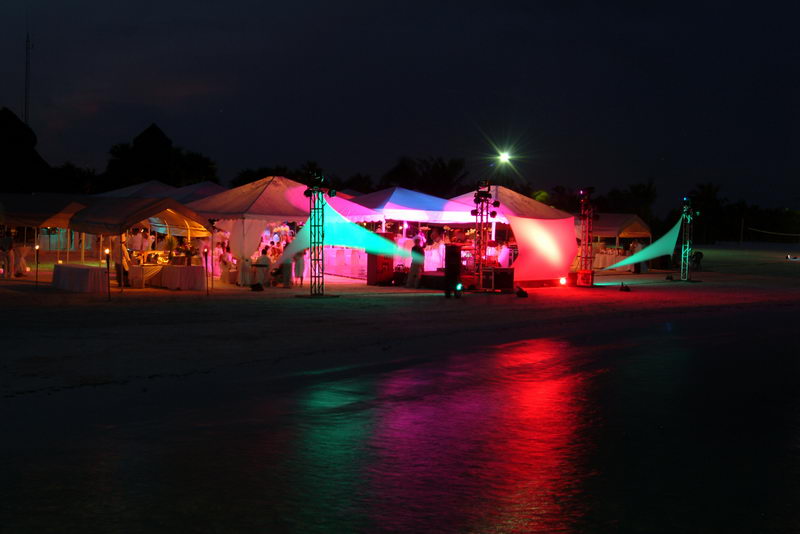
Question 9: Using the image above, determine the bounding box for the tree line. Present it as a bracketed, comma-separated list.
[2, 107, 797, 244]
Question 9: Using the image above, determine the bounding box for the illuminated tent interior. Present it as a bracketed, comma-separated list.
[351, 187, 475, 223]
[279, 201, 417, 264]
[604, 218, 682, 270]
[450, 186, 577, 282]
[581, 213, 652, 245]
[188, 176, 382, 260]
[68, 197, 211, 237]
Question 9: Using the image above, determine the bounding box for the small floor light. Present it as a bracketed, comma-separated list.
[559, 277, 567, 285]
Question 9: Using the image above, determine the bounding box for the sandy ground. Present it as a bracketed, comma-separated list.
[2, 244, 798, 399]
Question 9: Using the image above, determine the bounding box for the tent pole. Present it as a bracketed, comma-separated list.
[80, 232, 85, 263]
[57, 229, 61, 263]
[66, 229, 71, 263]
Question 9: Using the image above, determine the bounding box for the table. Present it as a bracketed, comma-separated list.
[593, 254, 633, 271]
[52, 264, 108, 293]
[129, 265, 165, 289]
[158, 265, 206, 291]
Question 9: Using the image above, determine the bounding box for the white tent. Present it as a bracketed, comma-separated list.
[188, 176, 382, 260]
[69, 197, 210, 237]
[95, 180, 177, 198]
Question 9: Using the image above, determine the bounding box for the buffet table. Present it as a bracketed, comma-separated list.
[129, 264, 206, 290]
[52, 264, 108, 293]
[159, 265, 206, 290]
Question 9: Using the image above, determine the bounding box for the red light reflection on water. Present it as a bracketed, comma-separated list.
[366, 339, 590, 532]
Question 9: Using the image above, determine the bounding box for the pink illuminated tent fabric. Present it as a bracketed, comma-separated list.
[451, 186, 577, 281]
[351, 187, 474, 223]
[187, 176, 382, 260]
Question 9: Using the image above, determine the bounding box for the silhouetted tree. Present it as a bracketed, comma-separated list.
[100, 123, 218, 191]
[379, 156, 468, 197]
[46, 162, 97, 194]
[549, 185, 581, 212]
[341, 173, 375, 194]
[530, 190, 550, 204]
[689, 182, 726, 243]
[0, 107, 50, 193]
[595, 180, 658, 224]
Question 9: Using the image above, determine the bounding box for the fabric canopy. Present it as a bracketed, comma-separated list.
[351, 187, 474, 223]
[507, 215, 578, 282]
[189, 176, 382, 223]
[604, 218, 682, 270]
[279, 200, 417, 264]
[69, 197, 211, 237]
[583, 213, 652, 239]
[161, 181, 227, 203]
[450, 186, 572, 224]
[452, 186, 576, 281]
[96, 180, 177, 198]
[0, 193, 90, 228]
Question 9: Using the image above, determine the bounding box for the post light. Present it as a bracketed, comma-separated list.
[204, 248, 210, 296]
[104, 248, 111, 301]
[34, 244, 40, 288]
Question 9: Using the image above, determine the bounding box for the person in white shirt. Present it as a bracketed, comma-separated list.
[253, 248, 272, 287]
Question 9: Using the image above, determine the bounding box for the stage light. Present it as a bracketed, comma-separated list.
[471, 209, 478, 216]
[455, 282, 463, 291]
[492, 200, 500, 207]
[490, 211, 497, 218]
[498, 151, 511, 164]
[328, 189, 337, 197]
[304, 189, 313, 197]
[559, 277, 567, 285]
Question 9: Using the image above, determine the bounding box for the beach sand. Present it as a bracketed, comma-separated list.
[2, 244, 798, 399]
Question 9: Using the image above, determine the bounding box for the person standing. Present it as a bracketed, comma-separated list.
[254, 248, 272, 288]
[405, 238, 425, 289]
[293, 250, 306, 287]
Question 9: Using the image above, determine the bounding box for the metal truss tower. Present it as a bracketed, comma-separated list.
[308, 188, 326, 296]
[577, 189, 595, 286]
[680, 196, 695, 281]
[471, 181, 499, 290]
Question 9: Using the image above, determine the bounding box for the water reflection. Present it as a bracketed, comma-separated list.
[364, 338, 592, 532]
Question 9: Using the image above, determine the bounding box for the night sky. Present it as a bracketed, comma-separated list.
[2, 1, 798, 213]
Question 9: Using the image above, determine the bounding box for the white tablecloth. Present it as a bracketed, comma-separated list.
[52, 264, 108, 293]
[593, 254, 633, 271]
[159, 265, 206, 290]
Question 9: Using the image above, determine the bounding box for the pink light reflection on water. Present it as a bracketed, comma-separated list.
[366, 338, 592, 533]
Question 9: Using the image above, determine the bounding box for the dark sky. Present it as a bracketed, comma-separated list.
[2, 1, 799, 213]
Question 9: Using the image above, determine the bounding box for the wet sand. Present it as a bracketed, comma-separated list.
[2, 245, 799, 399]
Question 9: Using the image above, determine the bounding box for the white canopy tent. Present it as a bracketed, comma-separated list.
[188, 176, 382, 261]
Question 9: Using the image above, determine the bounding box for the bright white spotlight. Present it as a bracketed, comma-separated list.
[498, 151, 511, 164]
